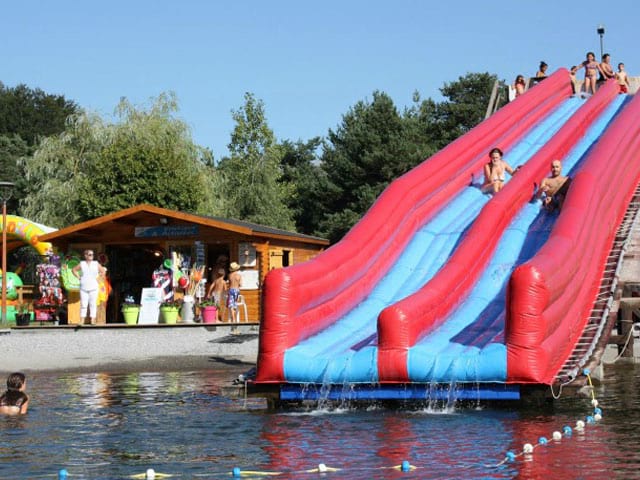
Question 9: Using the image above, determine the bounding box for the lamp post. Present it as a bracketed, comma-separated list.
[597, 24, 605, 59]
[0, 181, 15, 327]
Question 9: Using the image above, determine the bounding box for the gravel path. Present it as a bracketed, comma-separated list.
[0, 324, 259, 374]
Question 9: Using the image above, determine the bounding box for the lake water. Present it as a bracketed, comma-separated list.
[1, 361, 639, 479]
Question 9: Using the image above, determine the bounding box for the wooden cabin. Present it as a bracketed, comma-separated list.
[38, 204, 329, 325]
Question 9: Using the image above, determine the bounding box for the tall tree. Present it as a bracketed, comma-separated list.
[218, 93, 294, 230]
[317, 91, 434, 242]
[279, 138, 328, 236]
[0, 82, 78, 146]
[77, 93, 214, 218]
[434, 72, 498, 147]
[20, 111, 104, 227]
[0, 134, 30, 213]
[21, 93, 215, 227]
[0, 82, 79, 214]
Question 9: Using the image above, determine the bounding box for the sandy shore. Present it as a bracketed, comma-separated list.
[0, 323, 259, 375]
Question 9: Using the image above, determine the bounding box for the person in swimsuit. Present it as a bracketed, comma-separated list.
[569, 65, 580, 94]
[575, 51, 603, 95]
[206, 268, 228, 321]
[482, 147, 517, 194]
[616, 63, 630, 94]
[513, 75, 526, 97]
[0, 372, 29, 415]
[537, 159, 570, 212]
[599, 53, 615, 84]
[226, 262, 242, 328]
[535, 61, 548, 80]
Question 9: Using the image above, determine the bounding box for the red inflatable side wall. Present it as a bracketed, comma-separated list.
[506, 89, 640, 384]
[377, 79, 618, 382]
[256, 70, 571, 383]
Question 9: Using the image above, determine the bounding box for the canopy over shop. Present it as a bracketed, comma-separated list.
[38, 204, 329, 324]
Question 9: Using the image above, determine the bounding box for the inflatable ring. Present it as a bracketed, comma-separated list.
[0, 272, 23, 300]
[3, 215, 54, 256]
[60, 256, 81, 292]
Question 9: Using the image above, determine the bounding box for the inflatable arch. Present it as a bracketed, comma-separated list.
[0, 215, 54, 255]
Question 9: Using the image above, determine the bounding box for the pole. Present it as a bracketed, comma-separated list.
[1, 199, 7, 326]
[597, 25, 605, 60]
[0, 182, 15, 327]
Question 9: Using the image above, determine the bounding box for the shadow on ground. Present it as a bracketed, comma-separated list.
[210, 333, 259, 344]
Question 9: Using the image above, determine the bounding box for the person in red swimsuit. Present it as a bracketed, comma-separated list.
[616, 62, 630, 94]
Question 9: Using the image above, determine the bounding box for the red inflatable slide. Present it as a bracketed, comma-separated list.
[257, 70, 572, 383]
[377, 78, 620, 382]
[506, 86, 640, 384]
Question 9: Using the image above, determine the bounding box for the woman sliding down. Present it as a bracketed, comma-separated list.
[482, 147, 518, 194]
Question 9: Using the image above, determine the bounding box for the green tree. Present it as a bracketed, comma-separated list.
[0, 82, 79, 214]
[0, 134, 30, 212]
[20, 111, 104, 227]
[316, 91, 435, 242]
[77, 94, 214, 217]
[434, 72, 498, 147]
[21, 93, 216, 227]
[219, 92, 294, 230]
[279, 138, 328, 236]
[0, 82, 78, 146]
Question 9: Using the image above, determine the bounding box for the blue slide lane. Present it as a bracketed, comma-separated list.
[283, 97, 586, 384]
[406, 94, 628, 384]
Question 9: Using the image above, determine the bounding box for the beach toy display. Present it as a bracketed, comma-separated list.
[0, 270, 23, 301]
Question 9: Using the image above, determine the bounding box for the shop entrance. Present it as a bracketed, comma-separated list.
[106, 245, 165, 323]
[207, 245, 230, 283]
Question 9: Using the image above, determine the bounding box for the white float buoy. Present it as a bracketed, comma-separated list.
[594, 413, 602, 421]
[576, 420, 585, 431]
[523, 443, 534, 454]
[591, 399, 598, 407]
[552, 431, 562, 441]
[146, 468, 156, 480]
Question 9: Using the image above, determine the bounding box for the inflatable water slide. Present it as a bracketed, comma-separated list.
[255, 69, 640, 401]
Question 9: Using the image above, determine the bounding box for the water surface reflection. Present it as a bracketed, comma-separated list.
[0, 363, 638, 479]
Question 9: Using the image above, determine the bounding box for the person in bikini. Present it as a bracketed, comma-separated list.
[513, 75, 526, 97]
[575, 51, 603, 95]
[537, 160, 571, 212]
[482, 147, 517, 194]
[0, 372, 29, 415]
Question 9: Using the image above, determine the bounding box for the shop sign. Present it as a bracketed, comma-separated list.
[135, 226, 199, 238]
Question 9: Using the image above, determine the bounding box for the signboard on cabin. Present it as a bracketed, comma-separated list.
[135, 226, 199, 238]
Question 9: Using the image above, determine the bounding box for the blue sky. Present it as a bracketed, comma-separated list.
[3, 1, 639, 159]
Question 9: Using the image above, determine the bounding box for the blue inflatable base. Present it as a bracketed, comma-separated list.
[280, 383, 520, 401]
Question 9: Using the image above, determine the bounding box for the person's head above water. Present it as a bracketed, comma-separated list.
[6, 372, 26, 391]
